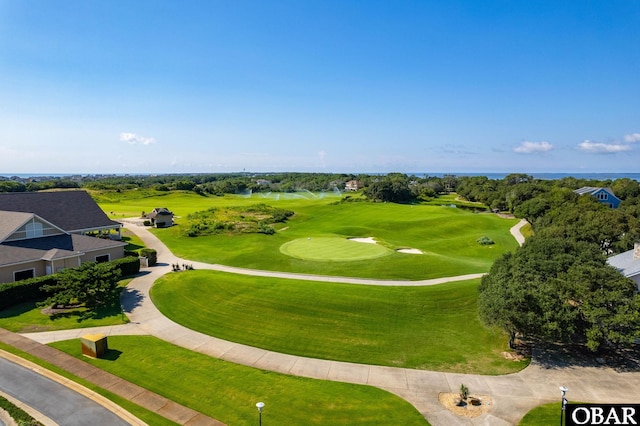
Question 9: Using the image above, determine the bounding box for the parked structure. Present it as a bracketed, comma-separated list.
[0, 191, 126, 283]
[573, 186, 622, 208]
[146, 208, 174, 228]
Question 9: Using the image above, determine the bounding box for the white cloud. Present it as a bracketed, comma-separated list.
[513, 141, 554, 154]
[578, 140, 631, 154]
[119, 132, 156, 145]
[624, 133, 640, 143]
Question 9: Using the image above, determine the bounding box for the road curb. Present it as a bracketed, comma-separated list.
[0, 349, 145, 426]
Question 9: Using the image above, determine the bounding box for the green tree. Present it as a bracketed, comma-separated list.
[478, 236, 640, 351]
[40, 262, 122, 311]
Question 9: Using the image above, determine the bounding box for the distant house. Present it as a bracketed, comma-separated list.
[573, 187, 621, 208]
[146, 208, 174, 228]
[607, 243, 640, 292]
[255, 179, 271, 186]
[0, 191, 126, 283]
[345, 180, 363, 191]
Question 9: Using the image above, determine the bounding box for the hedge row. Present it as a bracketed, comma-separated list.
[0, 256, 140, 310]
[0, 275, 55, 310]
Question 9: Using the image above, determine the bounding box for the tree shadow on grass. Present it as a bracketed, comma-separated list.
[0, 301, 37, 319]
[533, 341, 640, 373]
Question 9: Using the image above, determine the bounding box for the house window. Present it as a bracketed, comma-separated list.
[598, 192, 608, 200]
[25, 221, 44, 238]
[14, 268, 35, 281]
[95, 254, 110, 263]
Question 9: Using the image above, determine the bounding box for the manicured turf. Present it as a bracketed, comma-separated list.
[50, 336, 429, 426]
[151, 270, 528, 374]
[0, 280, 131, 333]
[518, 402, 565, 425]
[98, 191, 519, 280]
[0, 301, 127, 333]
[280, 237, 392, 261]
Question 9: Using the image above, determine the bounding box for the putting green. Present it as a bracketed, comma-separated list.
[280, 237, 392, 261]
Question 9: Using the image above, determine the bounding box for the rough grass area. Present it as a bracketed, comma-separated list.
[280, 237, 392, 261]
[151, 270, 528, 374]
[50, 336, 429, 426]
[0, 395, 42, 425]
[183, 204, 294, 237]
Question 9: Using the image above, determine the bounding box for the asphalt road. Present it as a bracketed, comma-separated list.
[0, 357, 131, 426]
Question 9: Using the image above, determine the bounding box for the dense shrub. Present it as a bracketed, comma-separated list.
[476, 236, 495, 245]
[111, 256, 141, 276]
[139, 248, 157, 266]
[0, 276, 56, 310]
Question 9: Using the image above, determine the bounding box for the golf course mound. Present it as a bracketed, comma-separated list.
[280, 237, 392, 261]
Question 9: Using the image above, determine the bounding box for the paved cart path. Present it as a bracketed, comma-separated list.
[20, 221, 640, 425]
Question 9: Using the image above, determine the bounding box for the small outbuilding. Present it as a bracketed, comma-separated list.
[146, 208, 174, 228]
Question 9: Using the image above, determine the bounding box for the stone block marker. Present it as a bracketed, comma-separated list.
[81, 334, 108, 358]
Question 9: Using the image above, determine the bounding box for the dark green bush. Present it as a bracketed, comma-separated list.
[476, 236, 495, 245]
[139, 248, 157, 266]
[0, 275, 56, 310]
[111, 256, 141, 276]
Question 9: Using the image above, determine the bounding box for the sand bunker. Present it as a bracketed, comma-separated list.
[397, 248, 423, 255]
[349, 237, 377, 244]
[348, 238, 423, 254]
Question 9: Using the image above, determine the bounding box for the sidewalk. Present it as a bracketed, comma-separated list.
[0, 328, 224, 426]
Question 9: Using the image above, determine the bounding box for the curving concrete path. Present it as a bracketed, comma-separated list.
[21, 221, 640, 425]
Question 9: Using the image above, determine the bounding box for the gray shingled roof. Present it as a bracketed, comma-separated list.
[607, 249, 640, 279]
[0, 211, 37, 242]
[0, 234, 126, 267]
[0, 191, 120, 233]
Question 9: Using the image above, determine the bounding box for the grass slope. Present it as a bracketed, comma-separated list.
[151, 270, 527, 374]
[99, 192, 518, 280]
[50, 336, 428, 426]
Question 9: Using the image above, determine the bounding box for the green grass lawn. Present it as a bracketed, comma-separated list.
[151, 270, 527, 374]
[280, 237, 392, 261]
[98, 191, 519, 280]
[50, 336, 429, 426]
[518, 402, 568, 425]
[0, 342, 177, 426]
[0, 279, 131, 333]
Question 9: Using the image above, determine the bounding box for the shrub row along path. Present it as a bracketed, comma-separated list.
[21, 219, 640, 426]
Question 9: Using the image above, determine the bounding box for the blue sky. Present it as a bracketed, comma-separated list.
[1, 1, 639, 174]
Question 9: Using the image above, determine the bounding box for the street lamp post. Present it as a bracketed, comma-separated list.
[559, 386, 568, 426]
[256, 401, 265, 426]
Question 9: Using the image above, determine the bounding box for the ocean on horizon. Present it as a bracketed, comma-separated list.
[2, 172, 640, 182]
